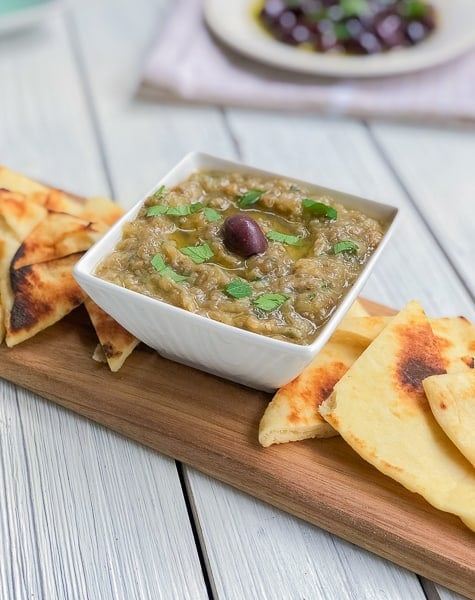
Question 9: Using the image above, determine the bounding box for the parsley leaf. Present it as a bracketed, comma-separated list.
[166, 202, 203, 216]
[252, 293, 289, 312]
[238, 189, 264, 208]
[150, 253, 166, 271]
[302, 199, 337, 220]
[147, 202, 203, 217]
[332, 240, 359, 254]
[266, 230, 302, 246]
[224, 279, 253, 299]
[146, 205, 169, 217]
[341, 0, 370, 17]
[152, 184, 166, 199]
[180, 243, 214, 264]
[151, 253, 189, 282]
[203, 207, 222, 222]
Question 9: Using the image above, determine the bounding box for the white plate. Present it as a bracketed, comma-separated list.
[204, 0, 475, 78]
[0, 0, 62, 35]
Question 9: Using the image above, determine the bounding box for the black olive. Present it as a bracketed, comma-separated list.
[222, 214, 268, 258]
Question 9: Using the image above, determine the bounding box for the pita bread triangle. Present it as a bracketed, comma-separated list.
[431, 316, 475, 373]
[259, 302, 391, 447]
[319, 300, 475, 532]
[0, 168, 135, 369]
[12, 210, 107, 270]
[0, 165, 82, 215]
[5, 253, 87, 347]
[0, 190, 49, 343]
[83, 297, 139, 372]
[424, 371, 475, 468]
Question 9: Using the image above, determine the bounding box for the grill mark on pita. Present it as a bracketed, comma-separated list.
[400, 357, 446, 390]
[394, 322, 446, 404]
[102, 342, 121, 359]
[285, 362, 348, 425]
[9, 257, 85, 334]
[461, 355, 475, 369]
[9, 265, 51, 331]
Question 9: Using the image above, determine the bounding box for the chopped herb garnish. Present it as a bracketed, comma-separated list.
[302, 199, 337, 220]
[151, 253, 166, 272]
[401, 1, 428, 18]
[146, 202, 203, 217]
[252, 293, 289, 312]
[166, 202, 203, 216]
[332, 240, 359, 254]
[238, 189, 264, 208]
[266, 230, 302, 246]
[146, 204, 169, 217]
[152, 184, 166, 199]
[203, 207, 222, 222]
[224, 279, 253, 299]
[333, 22, 351, 40]
[151, 253, 189, 282]
[180, 243, 214, 264]
[341, 0, 370, 17]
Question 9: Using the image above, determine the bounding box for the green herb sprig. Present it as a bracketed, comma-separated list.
[180, 244, 214, 264]
[302, 199, 337, 220]
[147, 202, 203, 217]
[332, 240, 359, 254]
[252, 293, 289, 312]
[151, 253, 189, 282]
[238, 189, 264, 208]
[266, 230, 302, 246]
[224, 279, 253, 299]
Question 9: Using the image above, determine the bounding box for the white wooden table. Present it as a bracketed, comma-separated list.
[1, 1, 474, 598]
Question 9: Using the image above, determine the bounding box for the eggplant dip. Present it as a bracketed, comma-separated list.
[95, 170, 385, 345]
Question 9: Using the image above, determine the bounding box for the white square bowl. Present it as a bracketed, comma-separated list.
[74, 152, 398, 391]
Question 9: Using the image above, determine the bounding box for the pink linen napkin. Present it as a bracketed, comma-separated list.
[141, 0, 475, 123]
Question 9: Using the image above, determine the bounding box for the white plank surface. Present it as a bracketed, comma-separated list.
[369, 122, 475, 296]
[0, 9, 208, 600]
[0, 0, 473, 598]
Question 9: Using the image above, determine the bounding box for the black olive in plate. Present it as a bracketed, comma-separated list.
[257, 0, 437, 55]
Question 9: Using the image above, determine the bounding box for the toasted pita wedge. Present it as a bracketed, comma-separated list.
[333, 315, 392, 346]
[0, 190, 49, 342]
[81, 196, 124, 227]
[12, 211, 107, 270]
[259, 315, 391, 447]
[319, 301, 475, 532]
[4, 253, 86, 347]
[423, 371, 475, 468]
[0, 165, 50, 196]
[431, 316, 475, 372]
[342, 298, 371, 319]
[0, 165, 84, 215]
[0, 189, 48, 242]
[84, 297, 139, 372]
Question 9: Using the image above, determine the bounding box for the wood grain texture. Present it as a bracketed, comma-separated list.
[0, 300, 473, 599]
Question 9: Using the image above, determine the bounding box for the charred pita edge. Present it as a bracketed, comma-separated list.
[6, 253, 86, 346]
[11, 210, 107, 270]
[83, 296, 139, 371]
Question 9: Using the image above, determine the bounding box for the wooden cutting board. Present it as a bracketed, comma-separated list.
[0, 299, 474, 599]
